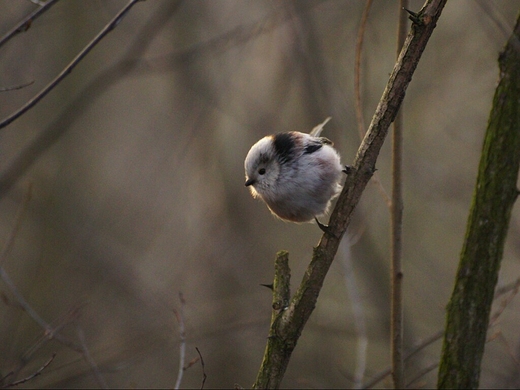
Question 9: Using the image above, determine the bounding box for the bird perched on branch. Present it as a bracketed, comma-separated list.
[244, 117, 346, 228]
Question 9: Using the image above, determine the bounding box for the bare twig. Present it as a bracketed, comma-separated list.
[495, 278, 520, 297]
[0, 191, 84, 368]
[0, 264, 85, 359]
[0, 183, 32, 267]
[489, 280, 519, 327]
[77, 326, 108, 389]
[339, 236, 367, 389]
[364, 278, 520, 388]
[0, 267, 49, 333]
[0, 0, 59, 49]
[0, 0, 145, 131]
[494, 331, 520, 368]
[390, 2, 408, 388]
[174, 292, 187, 390]
[354, 0, 391, 207]
[406, 362, 438, 388]
[184, 356, 200, 371]
[0, 81, 35, 92]
[0, 2, 318, 200]
[195, 347, 207, 390]
[1, 353, 56, 388]
[363, 330, 443, 389]
[354, 0, 373, 139]
[20, 304, 84, 364]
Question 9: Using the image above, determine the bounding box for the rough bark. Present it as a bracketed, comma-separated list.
[252, 1, 448, 388]
[437, 13, 520, 389]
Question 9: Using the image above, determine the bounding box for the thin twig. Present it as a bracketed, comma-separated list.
[354, 0, 373, 139]
[174, 292, 187, 390]
[195, 347, 207, 390]
[363, 278, 520, 388]
[1, 353, 56, 388]
[0, 193, 84, 362]
[406, 361, 438, 388]
[0, 268, 49, 332]
[184, 356, 200, 371]
[354, 0, 391, 207]
[390, 2, 408, 388]
[17, 304, 84, 376]
[0, 0, 59, 49]
[362, 330, 443, 389]
[77, 326, 108, 389]
[0, 267, 85, 360]
[0, 2, 318, 200]
[0, 81, 35, 92]
[339, 236, 367, 389]
[495, 278, 520, 297]
[494, 331, 520, 368]
[0, 0, 145, 131]
[0, 183, 32, 267]
[489, 281, 519, 327]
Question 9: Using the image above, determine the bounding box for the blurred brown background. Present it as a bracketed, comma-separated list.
[1, 1, 519, 388]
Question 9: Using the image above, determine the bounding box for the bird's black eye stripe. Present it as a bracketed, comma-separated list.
[273, 132, 296, 164]
[259, 168, 266, 175]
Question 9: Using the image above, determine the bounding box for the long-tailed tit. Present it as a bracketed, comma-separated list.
[244, 118, 345, 227]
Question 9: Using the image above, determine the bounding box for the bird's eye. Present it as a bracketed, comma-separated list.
[258, 168, 266, 175]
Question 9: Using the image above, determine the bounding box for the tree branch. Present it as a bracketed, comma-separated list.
[253, 251, 291, 389]
[390, 1, 408, 387]
[0, 353, 56, 388]
[437, 12, 520, 389]
[253, 1, 448, 388]
[174, 292, 187, 390]
[0, 0, 144, 131]
[0, 0, 59, 50]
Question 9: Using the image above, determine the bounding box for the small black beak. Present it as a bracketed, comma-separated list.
[245, 178, 255, 187]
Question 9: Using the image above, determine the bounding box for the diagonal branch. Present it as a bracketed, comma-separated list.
[0, 0, 144, 131]
[253, 1, 448, 388]
[0, 0, 60, 49]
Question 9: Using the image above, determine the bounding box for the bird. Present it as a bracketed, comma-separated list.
[244, 117, 345, 229]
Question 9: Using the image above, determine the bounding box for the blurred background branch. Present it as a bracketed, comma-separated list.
[0, 0, 143, 130]
[0, 0, 59, 49]
[390, 0, 408, 387]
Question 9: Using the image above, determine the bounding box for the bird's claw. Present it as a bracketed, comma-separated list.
[315, 217, 340, 238]
[343, 165, 353, 175]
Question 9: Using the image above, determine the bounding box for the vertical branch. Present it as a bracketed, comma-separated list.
[0, 183, 32, 267]
[339, 236, 368, 389]
[77, 326, 108, 389]
[390, 2, 408, 388]
[354, 0, 392, 208]
[174, 292, 187, 390]
[354, 0, 373, 139]
[437, 13, 520, 389]
[253, 251, 291, 389]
